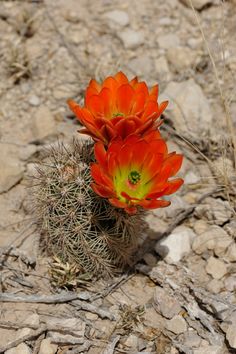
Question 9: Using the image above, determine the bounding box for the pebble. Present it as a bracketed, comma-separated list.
[184, 170, 200, 185]
[123, 334, 139, 348]
[193, 346, 223, 354]
[154, 56, 171, 81]
[192, 225, 232, 256]
[155, 226, 196, 263]
[165, 315, 187, 334]
[161, 79, 213, 135]
[39, 339, 58, 354]
[157, 34, 180, 49]
[224, 276, 236, 292]
[195, 198, 233, 226]
[180, 0, 213, 10]
[205, 256, 227, 280]
[0, 144, 25, 193]
[166, 46, 197, 72]
[206, 279, 223, 294]
[153, 286, 182, 319]
[5, 343, 31, 354]
[183, 330, 202, 347]
[103, 10, 129, 27]
[127, 55, 153, 77]
[28, 94, 41, 106]
[118, 29, 144, 49]
[225, 243, 236, 262]
[226, 324, 236, 349]
[31, 106, 56, 142]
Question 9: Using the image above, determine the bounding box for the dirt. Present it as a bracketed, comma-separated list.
[0, 0, 236, 353]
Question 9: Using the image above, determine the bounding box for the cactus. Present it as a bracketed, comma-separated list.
[32, 139, 144, 277]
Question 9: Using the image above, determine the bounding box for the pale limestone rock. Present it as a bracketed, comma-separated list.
[165, 315, 187, 334]
[192, 225, 232, 256]
[155, 226, 196, 263]
[5, 343, 31, 354]
[205, 256, 227, 280]
[39, 339, 58, 354]
[157, 34, 180, 49]
[161, 79, 213, 135]
[118, 29, 144, 49]
[167, 46, 197, 72]
[0, 144, 25, 193]
[31, 106, 56, 141]
[103, 10, 129, 27]
[153, 286, 182, 319]
[226, 324, 236, 349]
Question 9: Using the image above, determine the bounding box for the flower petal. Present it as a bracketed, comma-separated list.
[91, 183, 113, 198]
[116, 84, 135, 115]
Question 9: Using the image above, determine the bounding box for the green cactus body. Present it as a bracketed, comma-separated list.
[32, 139, 143, 277]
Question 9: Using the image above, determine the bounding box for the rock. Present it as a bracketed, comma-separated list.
[180, 0, 213, 10]
[5, 343, 31, 354]
[224, 276, 236, 292]
[205, 256, 227, 280]
[165, 315, 187, 334]
[19, 144, 37, 161]
[47, 332, 84, 345]
[183, 330, 201, 347]
[46, 317, 85, 337]
[103, 10, 129, 27]
[28, 94, 41, 106]
[153, 286, 182, 319]
[224, 220, 236, 238]
[39, 339, 58, 354]
[153, 195, 189, 219]
[118, 29, 144, 49]
[127, 55, 154, 77]
[192, 225, 232, 256]
[195, 198, 233, 226]
[207, 279, 223, 294]
[31, 106, 56, 142]
[155, 226, 196, 263]
[154, 56, 171, 81]
[166, 46, 197, 72]
[161, 79, 213, 135]
[157, 34, 180, 50]
[184, 170, 200, 185]
[0, 144, 25, 193]
[225, 243, 236, 262]
[193, 220, 209, 235]
[226, 324, 236, 349]
[193, 346, 223, 354]
[123, 334, 139, 348]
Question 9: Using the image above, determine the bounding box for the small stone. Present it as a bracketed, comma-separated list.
[165, 315, 187, 334]
[166, 46, 197, 72]
[193, 220, 209, 235]
[205, 257, 227, 280]
[195, 198, 233, 226]
[0, 144, 25, 193]
[31, 106, 56, 142]
[225, 242, 236, 262]
[184, 330, 201, 347]
[153, 286, 182, 319]
[39, 339, 58, 354]
[5, 343, 31, 354]
[157, 34, 180, 49]
[118, 29, 144, 49]
[224, 276, 236, 292]
[47, 332, 84, 345]
[193, 346, 223, 354]
[155, 226, 196, 263]
[206, 279, 223, 294]
[103, 10, 129, 27]
[123, 334, 138, 348]
[154, 56, 171, 81]
[192, 225, 232, 256]
[184, 171, 200, 185]
[161, 79, 213, 135]
[127, 55, 153, 76]
[85, 312, 99, 320]
[224, 220, 236, 238]
[28, 94, 40, 106]
[180, 0, 213, 10]
[226, 324, 236, 349]
[46, 317, 85, 337]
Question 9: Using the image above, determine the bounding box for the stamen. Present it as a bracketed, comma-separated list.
[128, 171, 141, 185]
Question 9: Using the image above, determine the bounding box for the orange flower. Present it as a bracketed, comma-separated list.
[68, 72, 168, 144]
[91, 132, 183, 214]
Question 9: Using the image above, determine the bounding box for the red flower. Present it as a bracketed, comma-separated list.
[90, 132, 184, 214]
[68, 72, 168, 144]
